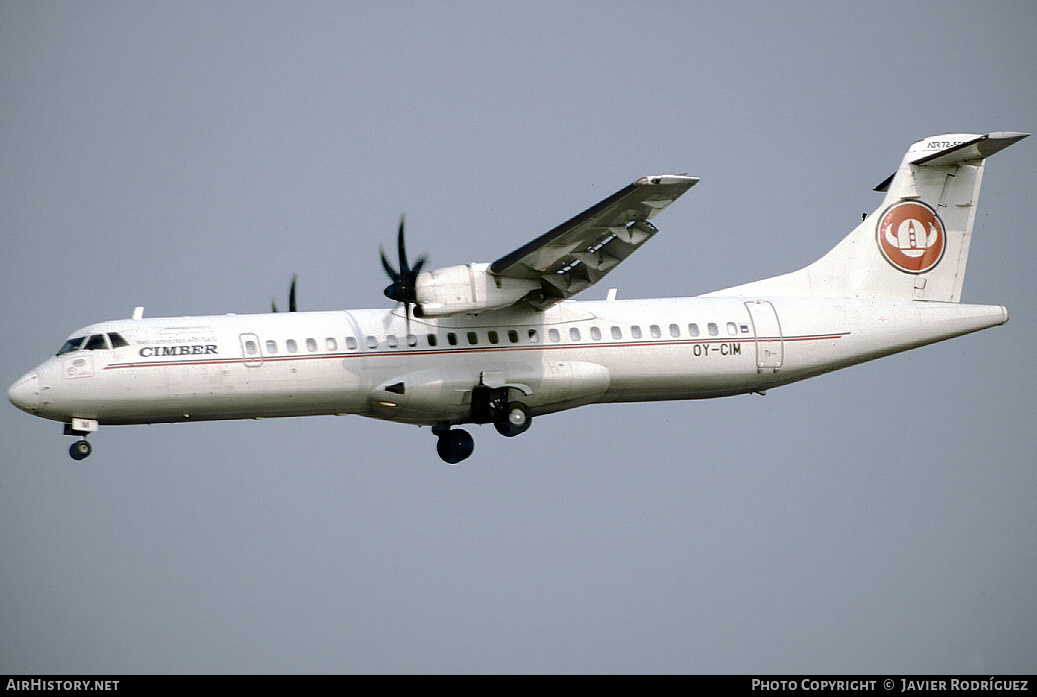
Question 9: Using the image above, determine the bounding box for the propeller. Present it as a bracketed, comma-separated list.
[272, 274, 298, 313]
[380, 215, 427, 329]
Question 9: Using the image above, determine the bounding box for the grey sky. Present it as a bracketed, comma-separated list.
[1, 0, 1034, 673]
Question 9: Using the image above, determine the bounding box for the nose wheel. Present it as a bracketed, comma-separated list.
[69, 439, 92, 460]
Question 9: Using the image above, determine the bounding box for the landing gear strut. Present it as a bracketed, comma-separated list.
[435, 427, 474, 464]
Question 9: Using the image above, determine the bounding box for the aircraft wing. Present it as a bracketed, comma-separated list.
[489, 174, 698, 309]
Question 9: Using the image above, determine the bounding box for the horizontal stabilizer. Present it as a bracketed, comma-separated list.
[911, 131, 1029, 167]
[875, 131, 1028, 191]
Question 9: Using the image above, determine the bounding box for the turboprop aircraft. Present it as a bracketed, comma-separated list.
[8, 132, 1027, 463]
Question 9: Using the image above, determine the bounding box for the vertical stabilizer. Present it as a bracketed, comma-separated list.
[710, 132, 1027, 301]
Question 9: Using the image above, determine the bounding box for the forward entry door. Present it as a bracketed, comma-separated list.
[239, 333, 263, 367]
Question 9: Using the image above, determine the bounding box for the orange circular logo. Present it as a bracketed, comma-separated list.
[876, 201, 946, 274]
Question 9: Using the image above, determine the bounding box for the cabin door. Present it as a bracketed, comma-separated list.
[744, 301, 783, 372]
[239, 333, 263, 367]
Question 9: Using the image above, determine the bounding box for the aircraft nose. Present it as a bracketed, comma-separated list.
[8, 372, 40, 413]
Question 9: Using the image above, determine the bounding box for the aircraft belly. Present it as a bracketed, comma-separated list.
[363, 350, 613, 425]
[599, 341, 759, 403]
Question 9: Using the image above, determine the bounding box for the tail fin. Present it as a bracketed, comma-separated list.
[711, 132, 1028, 301]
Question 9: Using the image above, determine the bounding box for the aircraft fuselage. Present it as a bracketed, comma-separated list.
[10, 295, 1007, 430]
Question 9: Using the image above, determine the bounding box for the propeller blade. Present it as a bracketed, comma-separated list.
[271, 274, 297, 313]
[380, 246, 400, 282]
[397, 215, 409, 274]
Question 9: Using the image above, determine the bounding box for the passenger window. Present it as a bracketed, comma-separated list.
[631, 325, 642, 339]
[447, 332, 458, 346]
[650, 325, 661, 338]
[508, 330, 519, 343]
[427, 334, 438, 347]
[266, 340, 278, 354]
[244, 340, 258, 356]
[669, 324, 680, 338]
[407, 334, 418, 347]
[84, 334, 108, 350]
[727, 322, 738, 336]
[366, 336, 378, 349]
[590, 327, 602, 341]
[306, 338, 318, 352]
[570, 327, 581, 341]
[528, 329, 540, 343]
[708, 323, 719, 336]
[326, 338, 337, 351]
[688, 323, 700, 337]
[346, 337, 358, 350]
[467, 332, 478, 345]
[108, 333, 129, 348]
[387, 335, 398, 348]
[286, 339, 298, 353]
[549, 328, 560, 342]
[488, 331, 499, 344]
[611, 326, 622, 340]
[57, 337, 86, 355]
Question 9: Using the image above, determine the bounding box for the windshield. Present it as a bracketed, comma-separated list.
[56, 337, 86, 355]
[84, 334, 108, 350]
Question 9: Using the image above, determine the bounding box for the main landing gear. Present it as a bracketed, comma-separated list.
[432, 395, 533, 464]
[434, 426, 475, 464]
[493, 401, 530, 438]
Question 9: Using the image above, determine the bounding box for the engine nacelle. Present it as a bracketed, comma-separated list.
[414, 262, 540, 317]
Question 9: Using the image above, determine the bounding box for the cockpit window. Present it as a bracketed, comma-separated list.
[57, 337, 86, 355]
[84, 334, 109, 351]
[108, 332, 129, 348]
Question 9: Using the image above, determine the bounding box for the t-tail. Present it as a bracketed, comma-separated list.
[710, 131, 1028, 302]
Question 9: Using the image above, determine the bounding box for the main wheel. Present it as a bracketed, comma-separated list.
[494, 401, 531, 437]
[69, 440, 92, 460]
[436, 429, 475, 464]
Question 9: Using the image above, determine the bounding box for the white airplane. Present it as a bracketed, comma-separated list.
[8, 131, 1027, 463]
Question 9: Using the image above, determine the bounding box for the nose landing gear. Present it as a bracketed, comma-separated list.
[69, 439, 92, 460]
[64, 419, 98, 460]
